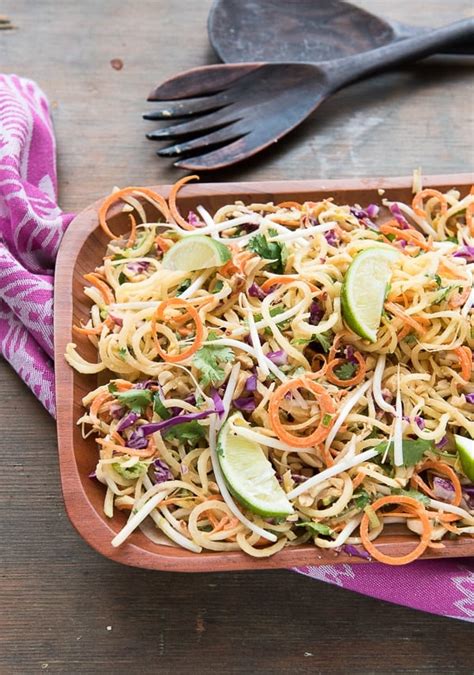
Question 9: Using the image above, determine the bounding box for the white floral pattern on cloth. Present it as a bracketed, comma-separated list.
[294, 559, 474, 622]
[0, 74, 472, 622]
[0, 75, 73, 415]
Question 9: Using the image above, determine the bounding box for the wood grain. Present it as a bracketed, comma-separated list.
[1, 0, 473, 672]
[1, 0, 472, 210]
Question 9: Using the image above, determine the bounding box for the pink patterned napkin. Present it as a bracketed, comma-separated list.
[0, 75, 73, 415]
[0, 74, 472, 621]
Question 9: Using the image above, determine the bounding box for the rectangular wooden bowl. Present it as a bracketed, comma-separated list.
[55, 174, 474, 572]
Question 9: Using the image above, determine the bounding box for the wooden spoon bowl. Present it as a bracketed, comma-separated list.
[208, 0, 474, 63]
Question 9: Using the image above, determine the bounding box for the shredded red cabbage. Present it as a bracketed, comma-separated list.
[344, 345, 357, 364]
[109, 402, 125, 419]
[139, 408, 218, 436]
[134, 379, 159, 390]
[433, 476, 455, 502]
[246, 374, 258, 392]
[187, 211, 201, 226]
[435, 435, 449, 449]
[309, 299, 324, 325]
[462, 485, 474, 509]
[153, 458, 173, 483]
[403, 415, 425, 430]
[324, 229, 338, 246]
[350, 206, 368, 219]
[453, 245, 474, 262]
[127, 260, 151, 274]
[342, 544, 371, 560]
[267, 349, 287, 366]
[465, 393, 474, 404]
[366, 204, 379, 219]
[126, 429, 149, 449]
[350, 206, 377, 230]
[414, 416, 426, 430]
[389, 203, 410, 229]
[248, 282, 267, 300]
[116, 411, 140, 432]
[233, 396, 257, 412]
[210, 389, 225, 418]
[108, 314, 123, 327]
[88, 469, 97, 479]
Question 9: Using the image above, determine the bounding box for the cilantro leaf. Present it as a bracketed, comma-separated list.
[247, 233, 287, 274]
[253, 306, 285, 323]
[118, 347, 128, 361]
[404, 334, 417, 345]
[322, 413, 333, 427]
[354, 490, 371, 510]
[113, 461, 148, 480]
[212, 280, 224, 294]
[163, 421, 205, 446]
[392, 488, 430, 505]
[108, 382, 118, 394]
[433, 274, 442, 288]
[192, 344, 235, 387]
[153, 392, 171, 420]
[374, 439, 433, 466]
[116, 389, 153, 414]
[333, 361, 357, 381]
[118, 272, 128, 285]
[176, 278, 191, 295]
[296, 521, 333, 536]
[291, 337, 312, 346]
[291, 332, 333, 352]
[311, 332, 333, 353]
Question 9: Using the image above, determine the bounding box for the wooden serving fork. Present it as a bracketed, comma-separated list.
[144, 18, 474, 170]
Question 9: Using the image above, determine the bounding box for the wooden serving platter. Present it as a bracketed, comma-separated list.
[54, 174, 474, 571]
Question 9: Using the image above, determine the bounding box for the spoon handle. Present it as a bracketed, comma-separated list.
[326, 18, 474, 90]
[392, 20, 474, 55]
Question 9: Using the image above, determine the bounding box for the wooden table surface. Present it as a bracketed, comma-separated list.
[1, 1, 473, 673]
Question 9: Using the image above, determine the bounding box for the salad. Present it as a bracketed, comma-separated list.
[65, 175, 474, 564]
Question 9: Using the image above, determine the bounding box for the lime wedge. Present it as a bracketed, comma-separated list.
[217, 413, 294, 518]
[162, 235, 231, 272]
[341, 246, 401, 342]
[455, 434, 474, 481]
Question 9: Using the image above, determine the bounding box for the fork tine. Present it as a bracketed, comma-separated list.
[146, 107, 239, 140]
[174, 136, 254, 170]
[157, 122, 247, 157]
[148, 64, 261, 100]
[143, 94, 226, 120]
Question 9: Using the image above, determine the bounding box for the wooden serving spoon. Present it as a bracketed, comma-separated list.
[145, 18, 474, 170]
[208, 0, 474, 63]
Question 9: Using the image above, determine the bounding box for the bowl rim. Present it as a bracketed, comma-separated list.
[54, 173, 474, 571]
